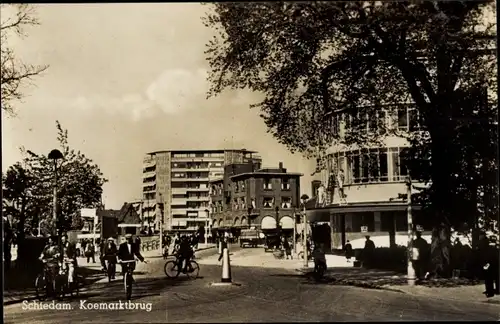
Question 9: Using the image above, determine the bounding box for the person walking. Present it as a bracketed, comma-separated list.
[479, 234, 499, 298]
[344, 240, 354, 263]
[86, 241, 96, 264]
[363, 235, 376, 268]
[412, 231, 429, 280]
[283, 237, 292, 260]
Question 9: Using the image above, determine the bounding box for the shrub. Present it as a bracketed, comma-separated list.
[356, 246, 407, 273]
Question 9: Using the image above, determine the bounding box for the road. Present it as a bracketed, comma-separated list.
[5, 245, 499, 323]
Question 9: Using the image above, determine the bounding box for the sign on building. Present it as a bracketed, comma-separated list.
[361, 226, 368, 233]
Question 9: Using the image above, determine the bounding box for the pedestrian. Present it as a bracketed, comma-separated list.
[218, 236, 229, 262]
[86, 241, 96, 263]
[412, 231, 429, 280]
[363, 235, 376, 268]
[479, 234, 499, 298]
[283, 237, 292, 260]
[76, 240, 82, 258]
[344, 240, 353, 262]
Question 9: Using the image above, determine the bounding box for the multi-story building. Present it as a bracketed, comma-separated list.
[210, 162, 302, 236]
[307, 104, 427, 250]
[141, 149, 261, 233]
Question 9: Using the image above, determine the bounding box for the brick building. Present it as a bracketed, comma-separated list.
[209, 162, 302, 236]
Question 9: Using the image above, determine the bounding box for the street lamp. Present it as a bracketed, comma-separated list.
[275, 206, 280, 239]
[301, 194, 310, 268]
[204, 209, 210, 245]
[48, 149, 63, 262]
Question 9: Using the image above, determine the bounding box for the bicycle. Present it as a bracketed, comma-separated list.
[164, 254, 199, 280]
[35, 259, 58, 301]
[54, 258, 80, 300]
[104, 258, 117, 282]
[120, 260, 137, 300]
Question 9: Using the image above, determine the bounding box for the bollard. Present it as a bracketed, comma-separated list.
[221, 248, 232, 283]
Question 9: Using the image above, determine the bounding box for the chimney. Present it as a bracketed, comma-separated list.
[279, 162, 283, 170]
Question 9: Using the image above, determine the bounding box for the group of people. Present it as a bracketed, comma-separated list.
[39, 233, 147, 286]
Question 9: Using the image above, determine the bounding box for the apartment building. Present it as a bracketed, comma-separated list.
[142, 149, 261, 233]
[307, 103, 427, 250]
[210, 162, 302, 236]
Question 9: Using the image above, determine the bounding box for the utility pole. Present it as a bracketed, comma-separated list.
[406, 174, 416, 286]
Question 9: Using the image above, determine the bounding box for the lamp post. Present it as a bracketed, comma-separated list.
[301, 194, 309, 268]
[204, 209, 210, 245]
[406, 174, 416, 286]
[247, 206, 252, 228]
[275, 206, 280, 239]
[48, 149, 63, 262]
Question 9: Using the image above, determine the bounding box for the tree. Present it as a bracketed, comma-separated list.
[2, 121, 108, 244]
[204, 2, 497, 275]
[1, 4, 49, 116]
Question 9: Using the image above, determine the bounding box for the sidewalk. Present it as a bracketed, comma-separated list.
[4, 244, 216, 306]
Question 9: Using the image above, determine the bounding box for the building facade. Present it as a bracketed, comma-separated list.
[210, 162, 302, 235]
[307, 104, 427, 250]
[141, 149, 261, 233]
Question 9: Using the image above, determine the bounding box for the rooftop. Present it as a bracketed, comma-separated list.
[145, 148, 258, 155]
[230, 171, 303, 180]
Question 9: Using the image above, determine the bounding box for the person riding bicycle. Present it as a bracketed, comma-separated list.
[56, 233, 77, 285]
[102, 237, 118, 279]
[177, 236, 194, 273]
[39, 236, 59, 286]
[117, 234, 147, 277]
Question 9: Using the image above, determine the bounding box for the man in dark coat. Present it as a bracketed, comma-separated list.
[117, 234, 147, 277]
[363, 235, 376, 267]
[479, 235, 499, 298]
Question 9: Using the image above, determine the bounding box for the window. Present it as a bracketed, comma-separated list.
[251, 198, 256, 209]
[241, 181, 245, 191]
[379, 151, 388, 181]
[263, 179, 272, 190]
[389, 147, 408, 181]
[361, 150, 370, 183]
[378, 110, 388, 135]
[351, 151, 361, 184]
[281, 178, 290, 190]
[234, 182, 239, 192]
[281, 197, 292, 209]
[408, 108, 419, 131]
[240, 197, 246, 209]
[397, 107, 408, 130]
[263, 197, 274, 208]
[233, 198, 239, 210]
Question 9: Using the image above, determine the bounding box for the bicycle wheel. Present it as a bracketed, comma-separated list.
[125, 272, 132, 300]
[164, 260, 180, 278]
[186, 261, 199, 280]
[35, 274, 48, 301]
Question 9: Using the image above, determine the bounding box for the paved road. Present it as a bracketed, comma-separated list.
[5, 246, 499, 323]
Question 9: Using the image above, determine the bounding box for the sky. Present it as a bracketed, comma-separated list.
[1, 3, 316, 209]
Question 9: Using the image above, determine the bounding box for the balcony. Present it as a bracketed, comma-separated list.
[172, 167, 210, 172]
[172, 187, 188, 194]
[186, 207, 210, 213]
[186, 187, 209, 191]
[142, 180, 156, 187]
[142, 171, 156, 179]
[143, 187, 156, 194]
[186, 196, 210, 201]
[171, 208, 187, 214]
[143, 159, 156, 168]
[172, 156, 224, 162]
[184, 177, 210, 182]
[171, 198, 187, 206]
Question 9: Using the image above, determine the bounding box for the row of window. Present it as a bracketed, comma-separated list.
[171, 183, 209, 189]
[171, 162, 223, 169]
[211, 178, 292, 195]
[172, 153, 225, 158]
[172, 172, 209, 179]
[331, 105, 420, 136]
[212, 197, 293, 213]
[327, 147, 410, 185]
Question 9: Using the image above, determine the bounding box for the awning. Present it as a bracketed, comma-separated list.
[261, 216, 277, 230]
[279, 216, 294, 230]
[118, 224, 141, 228]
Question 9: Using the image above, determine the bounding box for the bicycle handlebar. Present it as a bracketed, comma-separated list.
[119, 260, 137, 264]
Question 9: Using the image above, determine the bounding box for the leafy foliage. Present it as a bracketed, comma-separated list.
[203, 1, 497, 229]
[0, 4, 49, 116]
[2, 121, 108, 238]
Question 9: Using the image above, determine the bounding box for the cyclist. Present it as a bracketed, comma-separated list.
[177, 236, 194, 273]
[39, 236, 59, 286]
[57, 233, 77, 285]
[102, 237, 118, 279]
[117, 234, 147, 277]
